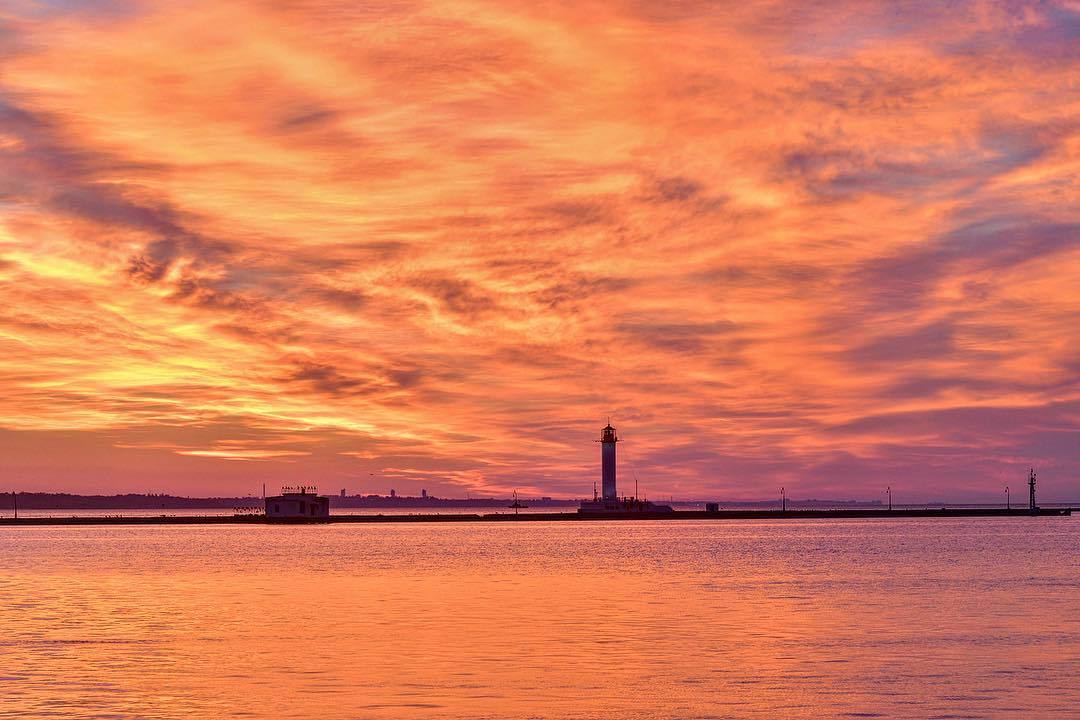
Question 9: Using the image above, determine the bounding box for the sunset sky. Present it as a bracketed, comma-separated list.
[1, 0, 1076, 500]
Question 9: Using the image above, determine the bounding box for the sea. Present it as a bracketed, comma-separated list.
[1, 516, 1077, 718]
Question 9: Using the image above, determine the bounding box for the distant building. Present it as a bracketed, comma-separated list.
[265, 487, 330, 520]
[340, 488, 346, 498]
[390, 488, 396, 498]
[421, 488, 427, 499]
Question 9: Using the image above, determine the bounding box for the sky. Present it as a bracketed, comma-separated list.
[0, 0, 1077, 501]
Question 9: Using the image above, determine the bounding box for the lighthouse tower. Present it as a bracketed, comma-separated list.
[599, 423, 618, 500]
[1028, 467, 1038, 514]
[578, 421, 674, 514]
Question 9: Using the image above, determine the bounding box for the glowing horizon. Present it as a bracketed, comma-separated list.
[1, 1, 1077, 501]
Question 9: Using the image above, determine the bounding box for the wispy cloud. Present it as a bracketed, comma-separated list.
[0, 0, 1076, 500]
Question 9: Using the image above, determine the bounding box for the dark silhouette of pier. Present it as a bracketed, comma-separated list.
[0, 506, 1071, 526]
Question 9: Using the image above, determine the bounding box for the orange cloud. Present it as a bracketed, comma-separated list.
[0, 0, 1076, 500]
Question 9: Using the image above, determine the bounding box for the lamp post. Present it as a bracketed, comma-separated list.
[781, 487, 786, 513]
[1005, 485, 1009, 511]
[887, 486, 892, 511]
[12, 490, 16, 521]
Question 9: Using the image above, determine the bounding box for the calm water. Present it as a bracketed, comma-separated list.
[1, 518, 1077, 719]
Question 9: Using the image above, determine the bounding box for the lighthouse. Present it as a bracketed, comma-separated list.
[578, 421, 673, 514]
[599, 423, 618, 500]
[1028, 467, 1038, 514]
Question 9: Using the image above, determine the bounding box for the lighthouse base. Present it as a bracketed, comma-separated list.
[578, 498, 674, 514]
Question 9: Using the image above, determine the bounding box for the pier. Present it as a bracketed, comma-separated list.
[0, 507, 1071, 526]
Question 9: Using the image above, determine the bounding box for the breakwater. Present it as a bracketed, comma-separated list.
[0, 507, 1071, 526]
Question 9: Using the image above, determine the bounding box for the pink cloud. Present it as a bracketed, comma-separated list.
[0, 0, 1076, 500]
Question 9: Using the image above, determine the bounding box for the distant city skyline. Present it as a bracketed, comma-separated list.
[1, 2, 1077, 501]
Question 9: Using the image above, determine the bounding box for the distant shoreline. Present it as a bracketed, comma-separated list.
[3, 493, 1078, 512]
[1, 492, 896, 511]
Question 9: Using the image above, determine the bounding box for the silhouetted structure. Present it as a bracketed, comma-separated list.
[579, 422, 673, 514]
[265, 486, 329, 520]
[509, 490, 527, 514]
[600, 422, 618, 500]
[1028, 468, 1038, 514]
